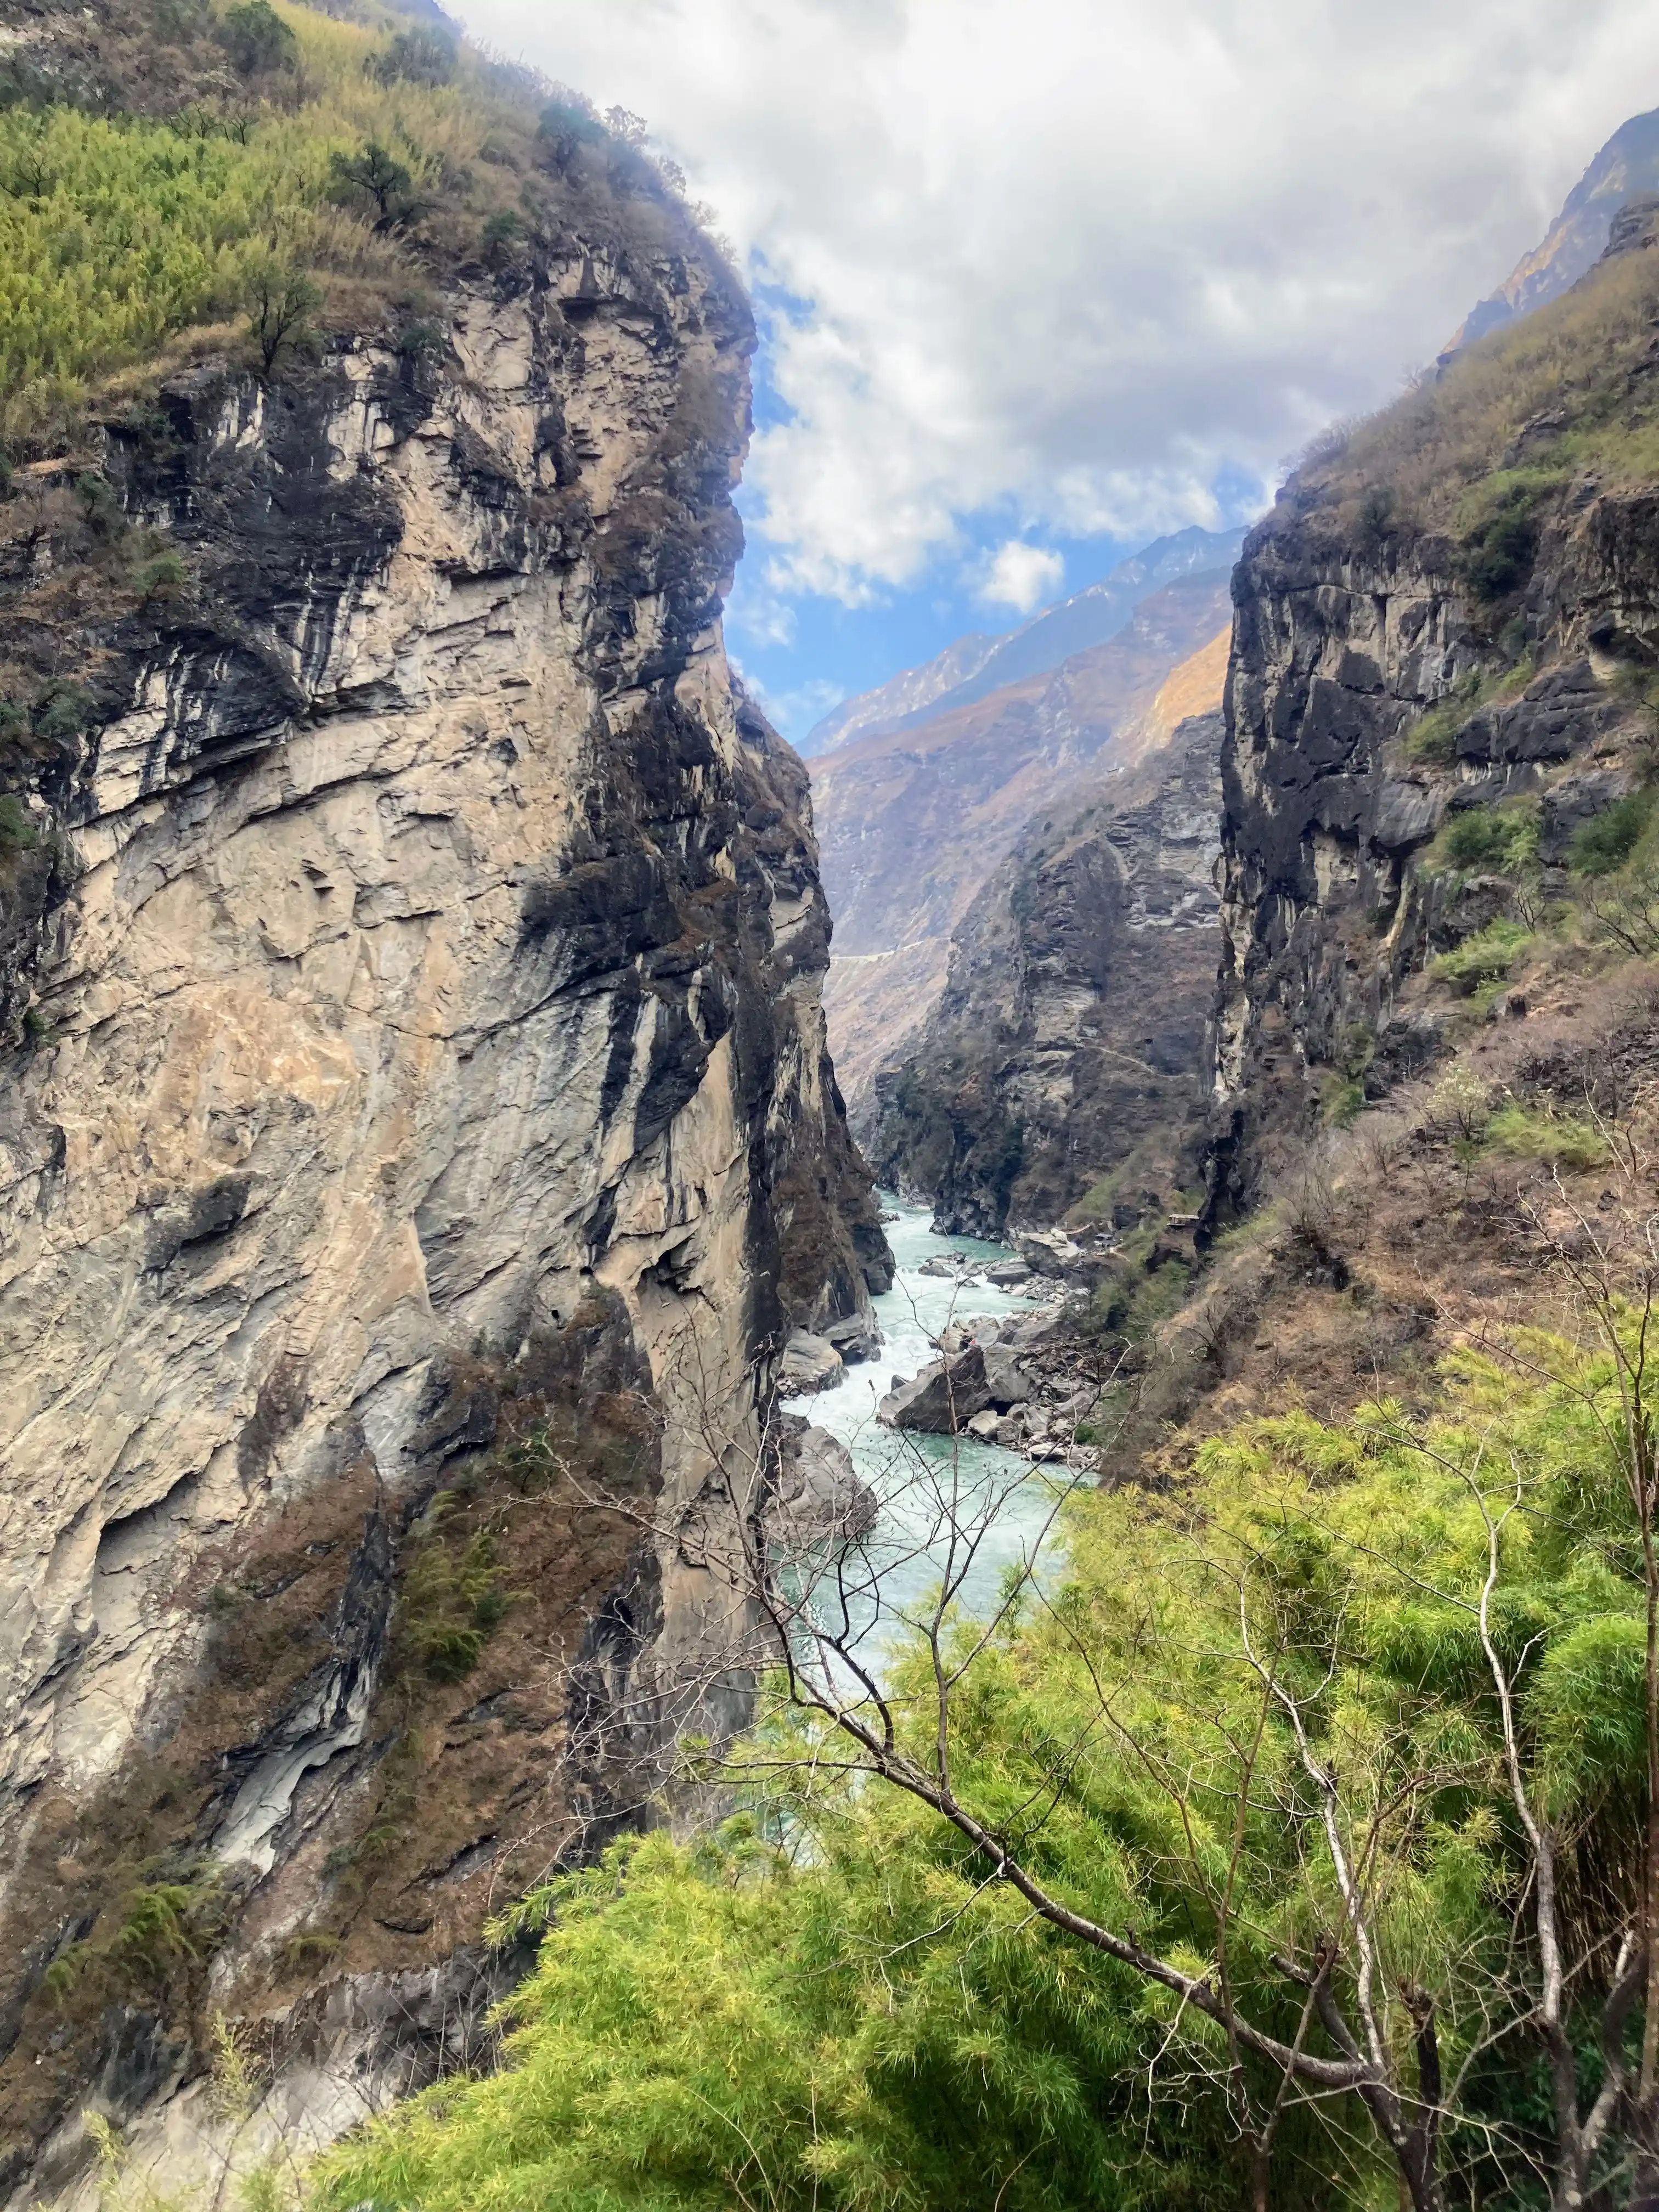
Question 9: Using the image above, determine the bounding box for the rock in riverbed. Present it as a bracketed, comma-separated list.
[825, 1311, 883, 1364]
[769, 1420, 878, 1544]
[879, 1344, 991, 1431]
[876, 1336, 1038, 1434]
[778, 1330, 845, 1395]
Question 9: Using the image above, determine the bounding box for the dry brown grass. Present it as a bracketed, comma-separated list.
[1305, 245, 1659, 527]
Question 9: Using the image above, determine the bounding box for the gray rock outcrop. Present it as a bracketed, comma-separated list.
[879, 1345, 991, 1433]
[876, 1338, 1034, 1435]
[766, 1421, 876, 1545]
[871, 710, 1226, 1236]
[777, 1332, 845, 1396]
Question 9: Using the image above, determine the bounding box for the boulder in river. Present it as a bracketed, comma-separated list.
[878, 1344, 991, 1433]
[981, 1345, 1035, 1409]
[825, 1311, 882, 1364]
[778, 1330, 845, 1395]
[769, 1420, 877, 1544]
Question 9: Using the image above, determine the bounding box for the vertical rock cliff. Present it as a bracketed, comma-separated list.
[1210, 205, 1659, 1215]
[0, 178, 887, 2199]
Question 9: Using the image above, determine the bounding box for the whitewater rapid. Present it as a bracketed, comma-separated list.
[780, 1198, 1065, 1672]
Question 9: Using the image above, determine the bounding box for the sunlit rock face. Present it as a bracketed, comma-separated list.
[0, 239, 887, 2197]
[868, 710, 1226, 1239]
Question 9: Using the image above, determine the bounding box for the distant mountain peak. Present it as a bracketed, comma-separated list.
[800, 523, 1245, 760]
[1443, 105, 1659, 360]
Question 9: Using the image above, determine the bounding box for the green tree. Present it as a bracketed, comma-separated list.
[242, 257, 319, 376]
[365, 27, 456, 89]
[328, 142, 421, 230]
[219, 0, 297, 78]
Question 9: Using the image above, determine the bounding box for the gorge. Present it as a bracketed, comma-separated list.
[3, 10, 1659, 2210]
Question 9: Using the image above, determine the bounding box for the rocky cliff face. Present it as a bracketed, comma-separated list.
[871, 711, 1224, 1237]
[0, 218, 886, 2196]
[816, 571, 1232, 1120]
[1210, 221, 1659, 1215]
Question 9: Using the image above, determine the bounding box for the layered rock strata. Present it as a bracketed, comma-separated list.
[0, 232, 886, 2191]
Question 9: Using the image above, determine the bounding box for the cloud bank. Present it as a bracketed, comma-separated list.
[979, 541, 1066, 614]
[460, 0, 1659, 606]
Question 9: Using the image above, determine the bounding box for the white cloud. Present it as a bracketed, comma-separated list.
[458, 0, 1659, 603]
[978, 541, 1065, 614]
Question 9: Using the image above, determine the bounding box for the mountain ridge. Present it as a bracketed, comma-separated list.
[815, 573, 1232, 1117]
[800, 523, 1243, 759]
[1443, 103, 1659, 357]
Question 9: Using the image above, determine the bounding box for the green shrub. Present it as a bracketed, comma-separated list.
[366, 27, 456, 90]
[1483, 1101, 1609, 1171]
[43, 1864, 224, 2002]
[0, 792, 36, 851]
[1430, 917, 1532, 996]
[1457, 476, 1555, 600]
[393, 318, 444, 359]
[1322, 1075, 1365, 1127]
[32, 679, 93, 747]
[396, 1498, 514, 1683]
[133, 549, 187, 603]
[1404, 698, 1464, 764]
[1570, 792, 1654, 876]
[1437, 800, 1541, 873]
[221, 0, 297, 77]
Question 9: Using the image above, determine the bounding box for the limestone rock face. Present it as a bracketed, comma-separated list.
[0, 240, 887, 2193]
[871, 711, 1226, 1237]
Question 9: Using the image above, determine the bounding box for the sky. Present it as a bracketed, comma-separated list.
[454, 0, 1659, 740]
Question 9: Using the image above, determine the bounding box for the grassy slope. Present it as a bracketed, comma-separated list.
[0, 0, 720, 443]
[1295, 210, 1659, 565]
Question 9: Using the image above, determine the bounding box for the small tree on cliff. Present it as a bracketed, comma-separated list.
[241, 258, 320, 378]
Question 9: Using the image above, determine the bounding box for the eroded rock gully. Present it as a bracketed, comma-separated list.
[0, 238, 887, 2195]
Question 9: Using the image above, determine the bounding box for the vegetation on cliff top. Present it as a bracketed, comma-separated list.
[1293, 206, 1659, 573]
[0, 0, 724, 443]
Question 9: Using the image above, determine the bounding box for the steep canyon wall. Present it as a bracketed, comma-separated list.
[0, 218, 885, 2194]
